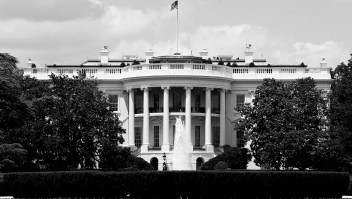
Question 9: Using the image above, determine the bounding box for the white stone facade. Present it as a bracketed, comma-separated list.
[23, 47, 331, 170]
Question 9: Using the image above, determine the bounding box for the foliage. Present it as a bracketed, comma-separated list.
[2, 171, 349, 198]
[11, 75, 126, 170]
[0, 53, 18, 75]
[218, 58, 224, 65]
[0, 143, 27, 172]
[0, 54, 31, 132]
[234, 78, 327, 170]
[201, 147, 251, 170]
[132, 60, 140, 65]
[206, 58, 212, 64]
[100, 144, 153, 171]
[214, 161, 228, 170]
[0, 53, 31, 171]
[326, 55, 352, 171]
[249, 62, 255, 67]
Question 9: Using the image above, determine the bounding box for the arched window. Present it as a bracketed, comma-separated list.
[196, 157, 204, 170]
[150, 157, 159, 170]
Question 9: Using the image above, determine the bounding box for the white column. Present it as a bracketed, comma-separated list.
[220, 89, 226, 146]
[205, 87, 214, 151]
[185, 87, 193, 147]
[128, 89, 135, 147]
[141, 87, 149, 152]
[162, 86, 170, 152]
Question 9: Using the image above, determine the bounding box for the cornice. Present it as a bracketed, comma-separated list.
[231, 79, 332, 84]
[120, 75, 234, 83]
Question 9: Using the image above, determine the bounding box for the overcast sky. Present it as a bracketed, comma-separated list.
[1, 0, 351, 68]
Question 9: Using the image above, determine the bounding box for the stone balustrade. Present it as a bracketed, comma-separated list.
[22, 63, 331, 81]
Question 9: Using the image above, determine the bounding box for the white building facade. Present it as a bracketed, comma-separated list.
[23, 46, 331, 170]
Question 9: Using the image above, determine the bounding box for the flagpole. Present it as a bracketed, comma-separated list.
[176, 0, 179, 54]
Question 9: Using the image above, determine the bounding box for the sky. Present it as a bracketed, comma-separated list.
[0, 0, 351, 68]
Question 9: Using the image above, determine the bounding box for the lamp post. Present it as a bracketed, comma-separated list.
[162, 152, 167, 171]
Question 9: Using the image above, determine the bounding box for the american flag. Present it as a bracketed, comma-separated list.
[170, 1, 178, 11]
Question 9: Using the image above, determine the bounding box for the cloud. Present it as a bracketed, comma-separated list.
[1, 0, 349, 69]
[272, 41, 350, 68]
[100, 6, 155, 37]
[0, 0, 104, 21]
[110, 24, 350, 68]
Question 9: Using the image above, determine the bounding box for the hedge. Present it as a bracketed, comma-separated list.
[1, 170, 349, 198]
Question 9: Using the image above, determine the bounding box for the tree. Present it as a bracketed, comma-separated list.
[132, 60, 140, 65]
[206, 58, 212, 64]
[0, 53, 18, 75]
[18, 74, 125, 170]
[327, 55, 352, 170]
[218, 58, 224, 65]
[0, 53, 31, 171]
[234, 78, 327, 170]
[0, 143, 27, 172]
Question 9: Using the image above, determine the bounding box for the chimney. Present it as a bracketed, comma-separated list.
[199, 49, 208, 59]
[100, 46, 109, 65]
[320, 58, 328, 68]
[27, 58, 35, 68]
[244, 44, 254, 64]
[145, 49, 154, 64]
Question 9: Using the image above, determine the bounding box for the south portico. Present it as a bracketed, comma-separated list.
[123, 77, 231, 155]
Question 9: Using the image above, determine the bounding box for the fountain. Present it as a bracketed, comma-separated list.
[172, 116, 192, 170]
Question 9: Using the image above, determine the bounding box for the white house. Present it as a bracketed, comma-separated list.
[23, 45, 331, 170]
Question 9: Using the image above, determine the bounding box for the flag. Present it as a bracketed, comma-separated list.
[170, 1, 178, 11]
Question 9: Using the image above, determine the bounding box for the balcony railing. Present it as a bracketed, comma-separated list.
[134, 107, 222, 114]
[24, 63, 330, 81]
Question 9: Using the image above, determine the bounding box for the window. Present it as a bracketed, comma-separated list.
[173, 125, 176, 144]
[236, 94, 245, 108]
[154, 94, 159, 110]
[195, 126, 201, 148]
[154, 126, 160, 148]
[195, 94, 201, 109]
[135, 94, 143, 113]
[135, 127, 142, 148]
[173, 92, 182, 111]
[211, 93, 219, 108]
[108, 94, 118, 111]
[212, 93, 220, 113]
[212, 127, 220, 147]
[237, 130, 245, 148]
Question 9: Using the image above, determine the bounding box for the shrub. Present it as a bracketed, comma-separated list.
[1, 171, 349, 198]
[127, 156, 153, 171]
[206, 58, 212, 64]
[100, 145, 153, 171]
[214, 161, 228, 170]
[201, 147, 251, 170]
